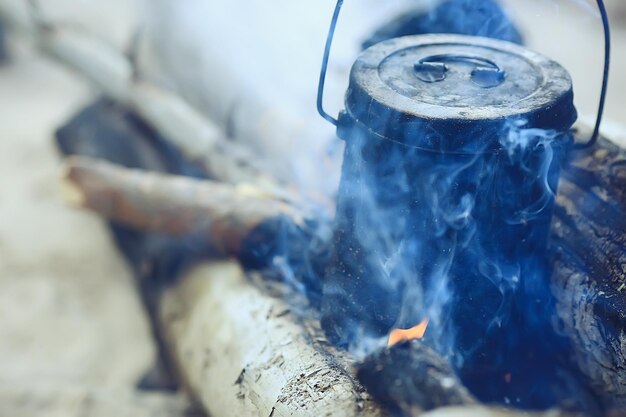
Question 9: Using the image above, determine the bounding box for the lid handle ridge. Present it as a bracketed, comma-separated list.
[414, 54, 506, 88]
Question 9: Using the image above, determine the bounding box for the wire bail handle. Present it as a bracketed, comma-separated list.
[317, 0, 611, 149]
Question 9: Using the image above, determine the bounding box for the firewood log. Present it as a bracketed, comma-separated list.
[551, 135, 626, 412]
[60, 156, 315, 269]
[356, 340, 477, 414]
[159, 261, 385, 417]
[355, 341, 588, 417]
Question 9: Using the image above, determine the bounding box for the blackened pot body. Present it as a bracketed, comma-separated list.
[323, 118, 569, 344]
[321, 34, 577, 405]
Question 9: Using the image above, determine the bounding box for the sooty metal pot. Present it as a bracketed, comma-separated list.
[321, 34, 577, 361]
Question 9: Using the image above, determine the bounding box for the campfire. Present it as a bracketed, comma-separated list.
[2, 0, 625, 416]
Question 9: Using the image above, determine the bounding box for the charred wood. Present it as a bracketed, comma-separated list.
[551, 135, 626, 412]
[55, 99, 204, 177]
[356, 340, 604, 417]
[357, 341, 476, 414]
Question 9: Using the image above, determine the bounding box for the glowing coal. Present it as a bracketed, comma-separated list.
[388, 319, 429, 346]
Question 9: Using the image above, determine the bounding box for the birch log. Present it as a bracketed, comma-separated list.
[159, 261, 385, 417]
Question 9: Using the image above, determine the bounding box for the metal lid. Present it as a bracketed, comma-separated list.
[343, 34, 576, 152]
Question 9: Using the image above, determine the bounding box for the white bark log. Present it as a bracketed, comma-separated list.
[159, 261, 385, 417]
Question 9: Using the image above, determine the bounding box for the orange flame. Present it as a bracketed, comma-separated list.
[387, 319, 429, 347]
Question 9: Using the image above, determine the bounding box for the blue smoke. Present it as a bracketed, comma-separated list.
[363, 0, 523, 49]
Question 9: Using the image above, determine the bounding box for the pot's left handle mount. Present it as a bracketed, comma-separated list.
[317, 0, 344, 127]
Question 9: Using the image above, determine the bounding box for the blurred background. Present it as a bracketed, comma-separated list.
[0, 0, 624, 415]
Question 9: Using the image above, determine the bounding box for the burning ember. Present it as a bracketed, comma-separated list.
[387, 319, 429, 347]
